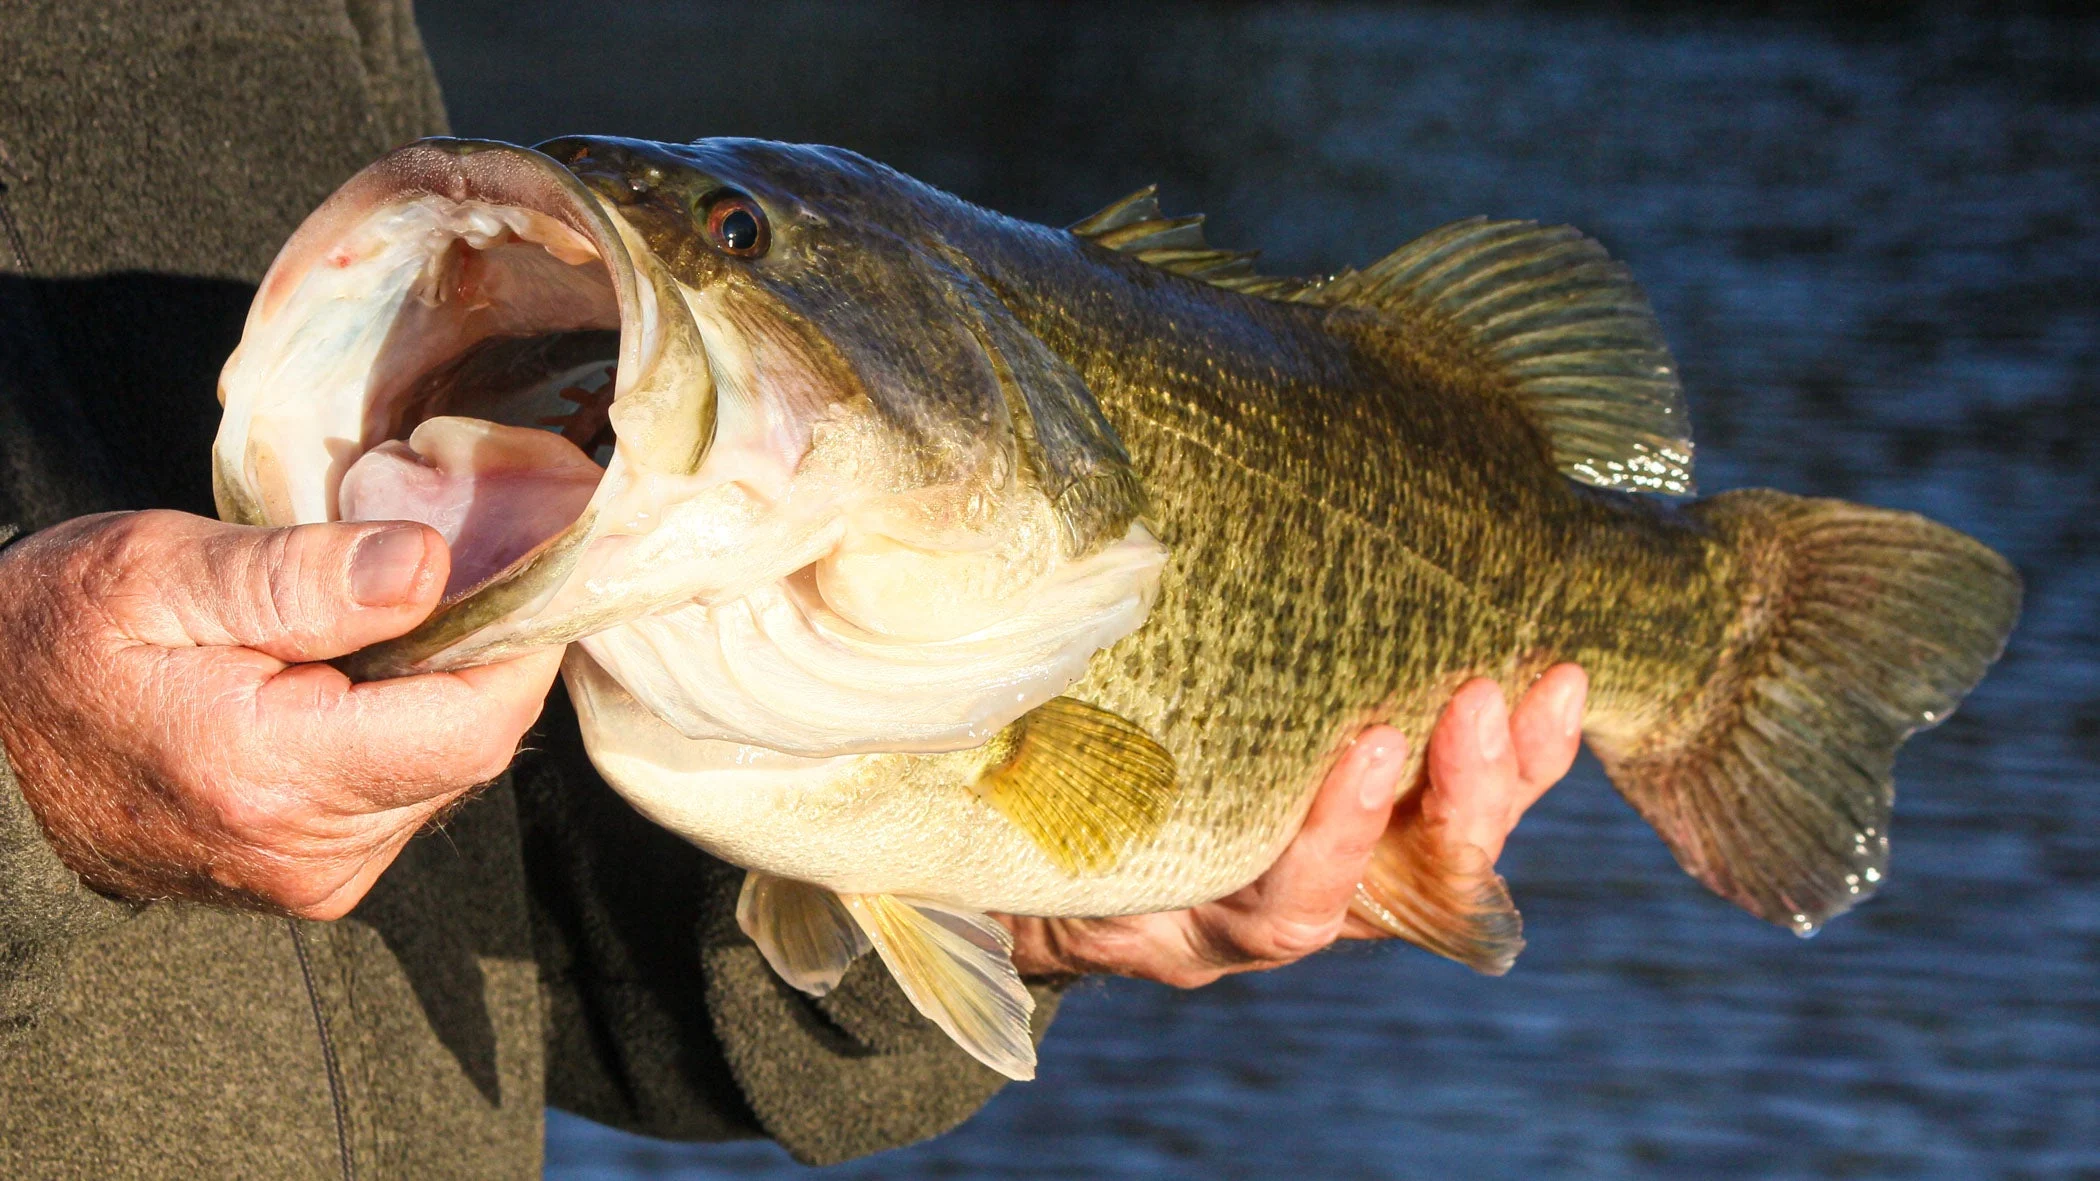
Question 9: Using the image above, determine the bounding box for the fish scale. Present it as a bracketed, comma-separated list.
[213, 135, 2021, 1083]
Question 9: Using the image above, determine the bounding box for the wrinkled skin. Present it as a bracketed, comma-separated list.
[0, 512, 559, 917]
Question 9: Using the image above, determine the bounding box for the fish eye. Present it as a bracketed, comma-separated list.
[704, 192, 769, 258]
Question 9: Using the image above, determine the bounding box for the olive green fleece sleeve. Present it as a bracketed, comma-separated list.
[698, 905, 1068, 1167]
[517, 684, 1067, 1167]
[0, 692, 131, 1045]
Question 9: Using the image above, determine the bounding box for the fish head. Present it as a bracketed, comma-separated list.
[541, 134, 1145, 535]
[213, 136, 1163, 750]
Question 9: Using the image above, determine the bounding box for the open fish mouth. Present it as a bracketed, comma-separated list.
[213, 136, 1168, 750]
[214, 138, 716, 675]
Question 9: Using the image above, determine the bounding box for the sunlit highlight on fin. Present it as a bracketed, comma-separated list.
[841, 893, 1037, 1080]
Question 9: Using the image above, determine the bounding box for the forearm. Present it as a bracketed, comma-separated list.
[0, 721, 130, 1044]
[0, 519, 131, 1039]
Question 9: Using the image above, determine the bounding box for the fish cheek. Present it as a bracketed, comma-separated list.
[748, 254, 1023, 486]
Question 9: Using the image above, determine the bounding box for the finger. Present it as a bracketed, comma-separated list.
[243, 645, 563, 809]
[1424, 678, 1520, 859]
[95, 511, 449, 662]
[1009, 910, 1211, 985]
[1508, 663, 1586, 811]
[1202, 726, 1406, 963]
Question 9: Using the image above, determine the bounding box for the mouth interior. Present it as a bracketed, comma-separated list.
[328, 203, 626, 598]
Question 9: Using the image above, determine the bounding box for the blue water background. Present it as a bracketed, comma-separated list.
[419, 3, 2100, 1176]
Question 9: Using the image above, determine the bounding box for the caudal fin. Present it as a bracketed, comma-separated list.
[1596, 489, 2021, 934]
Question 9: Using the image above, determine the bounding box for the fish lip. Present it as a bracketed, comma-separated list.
[229, 137, 714, 679]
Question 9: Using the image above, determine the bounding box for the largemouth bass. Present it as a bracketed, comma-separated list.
[213, 137, 2020, 1079]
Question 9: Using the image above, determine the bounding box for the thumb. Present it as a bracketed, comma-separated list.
[101, 511, 450, 663]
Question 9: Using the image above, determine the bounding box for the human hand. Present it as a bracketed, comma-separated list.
[999, 666, 1588, 986]
[0, 510, 561, 918]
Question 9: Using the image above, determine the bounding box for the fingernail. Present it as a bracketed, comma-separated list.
[1553, 677, 1585, 739]
[351, 526, 429, 606]
[1358, 735, 1403, 809]
[1474, 692, 1510, 761]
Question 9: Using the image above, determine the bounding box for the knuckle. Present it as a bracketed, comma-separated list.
[251, 529, 317, 643]
[288, 894, 359, 922]
[464, 727, 523, 784]
[95, 510, 191, 573]
[1328, 830, 1384, 867]
[76, 514, 160, 600]
[201, 778, 297, 844]
[63, 512, 195, 640]
[179, 750, 306, 848]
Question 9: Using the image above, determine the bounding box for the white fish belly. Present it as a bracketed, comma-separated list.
[567, 651, 1314, 916]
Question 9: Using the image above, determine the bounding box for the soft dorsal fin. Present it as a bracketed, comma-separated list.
[1071, 191, 1694, 495]
[1303, 218, 1693, 495]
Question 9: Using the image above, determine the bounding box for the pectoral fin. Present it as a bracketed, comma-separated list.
[973, 697, 1177, 876]
[736, 871, 870, 997]
[842, 894, 1038, 1081]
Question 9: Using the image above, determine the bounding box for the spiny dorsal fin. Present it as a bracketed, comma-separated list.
[1301, 218, 1693, 495]
[1068, 185, 1166, 236]
[1070, 185, 1266, 290]
[1072, 189, 1693, 495]
[972, 696, 1178, 876]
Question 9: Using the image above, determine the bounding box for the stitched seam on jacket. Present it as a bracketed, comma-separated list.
[0, 201, 26, 273]
[288, 920, 358, 1181]
[0, 150, 29, 273]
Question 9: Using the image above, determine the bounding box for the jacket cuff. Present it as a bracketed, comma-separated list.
[700, 899, 1066, 1167]
[0, 668, 129, 1042]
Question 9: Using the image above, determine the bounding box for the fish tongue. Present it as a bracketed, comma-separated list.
[338, 416, 602, 598]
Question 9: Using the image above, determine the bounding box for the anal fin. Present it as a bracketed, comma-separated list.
[1349, 802, 1526, 976]
[842, 893, 1038, 1081]
[972, 696, 1178, 876]
[736, 871, 870, 997]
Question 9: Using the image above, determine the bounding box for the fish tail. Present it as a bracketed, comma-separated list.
[1592, 489, 2021, 934]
